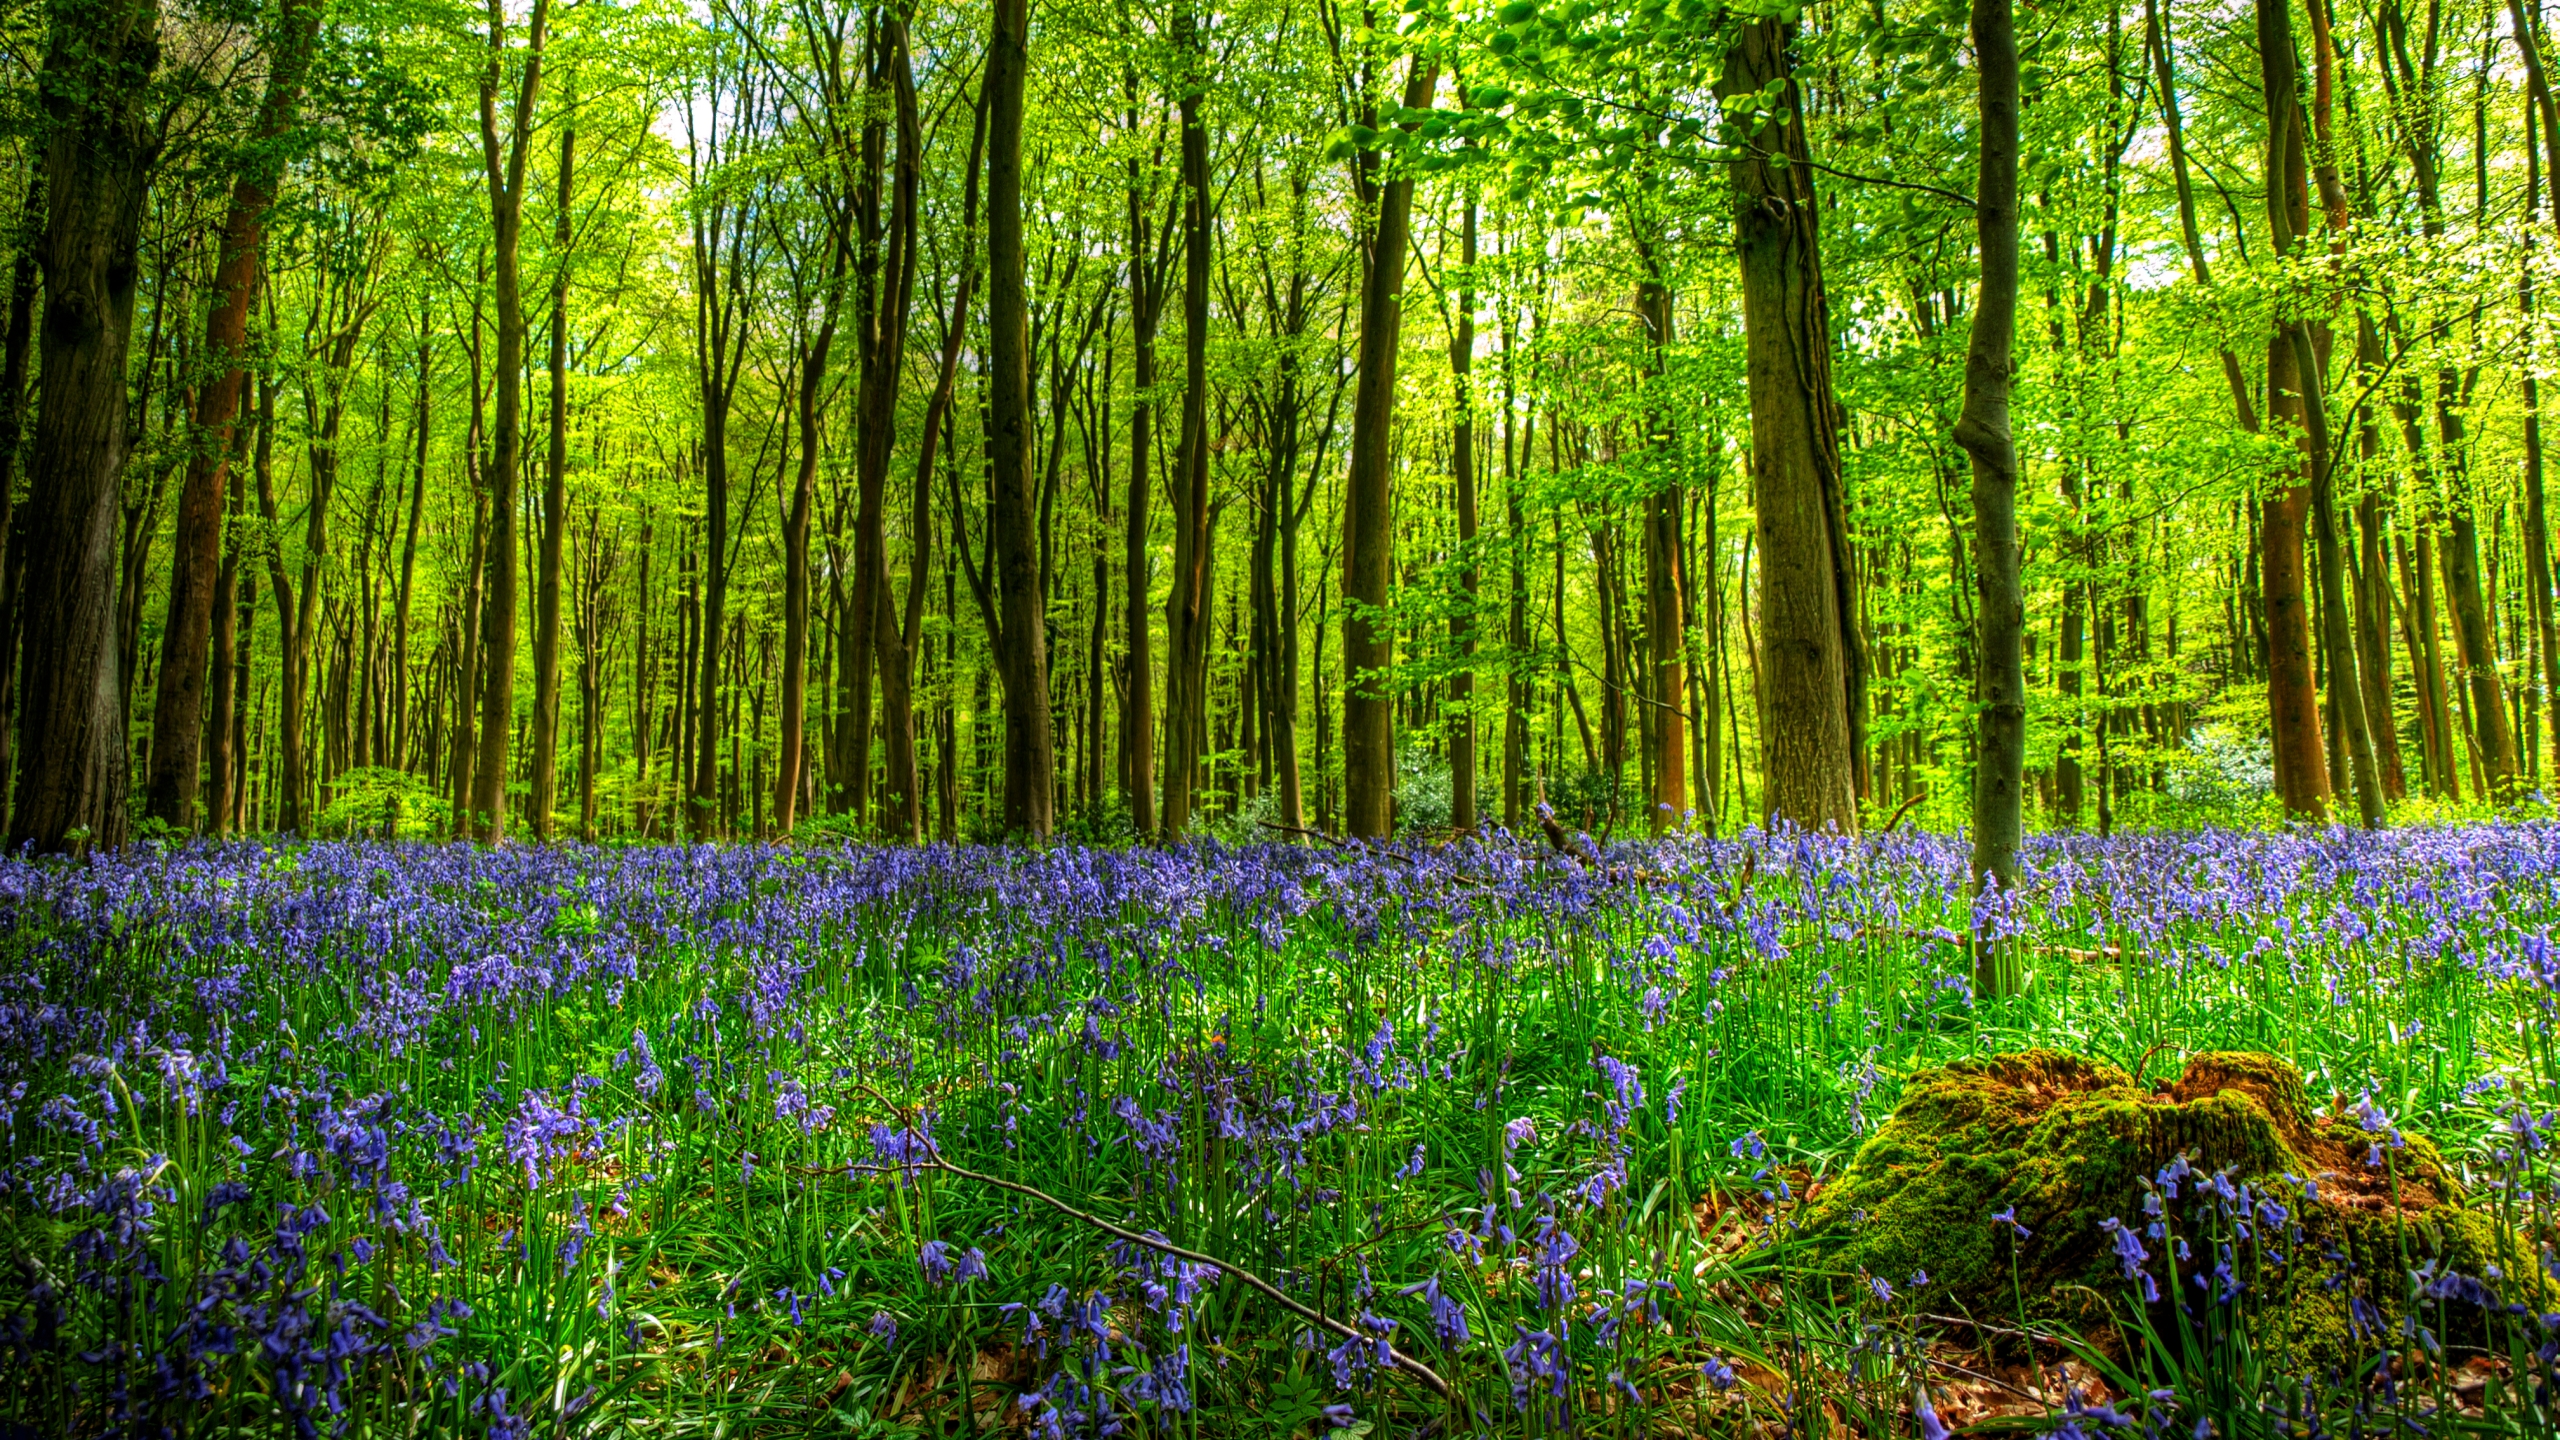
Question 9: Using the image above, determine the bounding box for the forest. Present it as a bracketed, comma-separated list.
[13, 0, 2550, 862]
[21, 0, 2560, 1436]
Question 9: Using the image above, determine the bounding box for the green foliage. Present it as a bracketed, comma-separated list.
[315, 765, 449, 838]
[1392, 740, 1452, 833]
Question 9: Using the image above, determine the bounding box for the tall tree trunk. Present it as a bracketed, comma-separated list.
[2351, 316, 2408, 799]
[782, 110, 854, 834]
[393, 314, 429, 771]
[841, 19, 913, 829]
[1718, 18, 1860, 832]
[146, 0, 320, 830]
[2251, 0, 2326, 819]
[449, 270, 488, 832]
[2439, 431, 2520, 796]
[2262, 326, 2328, 819]
[986, 0, 1055, 837]
[1120, 77, 1164, 837]
[1501, 312, 1528, 831]
[2514, 0, 2560, 778]
[530, 107, 574, 839]
[1265, 180, 1320, 837]
[471, 0, 550, 842]
[2262, 0, 2381, 826]
[1956, 0, 2022, 991]
[205, 452, 245, 833]
[1634, 239, 1682, 834]
[12, 0, 161, 854]
[2376, 0, 2514, 800]
[1341, 56, 1437, 839]
[881, 74, 980, 844]
[1451, 196, 1482, 833]
[1162, 16, 1214, 836]
[0, 161, 43, 838]
[687, 63, 758, 842]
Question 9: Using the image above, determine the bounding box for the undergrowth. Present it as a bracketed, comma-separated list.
[2, 823, 2558, 1436]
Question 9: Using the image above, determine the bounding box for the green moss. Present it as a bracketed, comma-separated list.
[1798, 1049, 2543, 1363]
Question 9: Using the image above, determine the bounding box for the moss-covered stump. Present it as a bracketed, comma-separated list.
[1800, 1049, 2540, 1363]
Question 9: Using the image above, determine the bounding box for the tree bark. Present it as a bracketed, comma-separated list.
[393, 312, 429, 772]
[2262, 0, 2382, 826]
[205, 450, 246, 833]
[688, 59, 759, 842]
[1634, 240, 1682, 834]
[1451, 196, 1482, 833]
[839, 18, 915, 829]
[986, 0, 1055, 837]
[879, 73, 980, 845]
[1719, 18, 1860, 833]
[449, 268, 488, 833]
[2262, 327, 2329, 819]
[146, 0, 321, 830]
[1119, 77, 1168, 836]
[0, 160, 43, 839]
[782, 84, 855, 836]
[2247, 0, 2325, 818]
[2148, 0, 2261, 429]
[11, 0, 162, 854]
[1340, 56, 1436, 839]
[530, 106, 574, 839]
[1956, 0, 2023, 992]
[1161, 11, 1215, 836]
[471, 0, 550, 842]
[2513, 0, 2560, 779]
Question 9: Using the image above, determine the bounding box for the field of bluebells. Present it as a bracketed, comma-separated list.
[6, 823, 2560, 1438]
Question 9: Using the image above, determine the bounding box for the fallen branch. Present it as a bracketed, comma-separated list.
[1258, 820, 1345, 845]
[1918, 1354, 2047, 1404]
[1882, 790, 1928, 833]
[849, 1093, 1455, 1400]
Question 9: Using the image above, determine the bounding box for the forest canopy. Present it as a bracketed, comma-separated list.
[0, 0, 2546, 856]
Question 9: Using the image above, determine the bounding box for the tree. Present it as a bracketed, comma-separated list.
[1955, 0, 2022, 993]
[1718, 17, 1862, 833]
[1450, 191, 1481, 832]
[986, 0, 1056, 837]
[686, 35, 761, 841]
[12, 0, 164, 854]
[145, 0, 323, 831]
[1341, 53, 1435, 840]
[470, 0, 552, 843]
[1161, 3, 1215, 837]
[773, 0, 858, 836]
[530, 94, 576, 839]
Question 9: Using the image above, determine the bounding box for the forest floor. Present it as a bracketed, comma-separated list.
[2, 824, 2557, 1436]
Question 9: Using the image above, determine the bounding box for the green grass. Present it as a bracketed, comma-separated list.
[3, 825, 2558, 1436]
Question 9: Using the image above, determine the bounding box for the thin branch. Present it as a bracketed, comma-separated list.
[848, 1093, 1456, 1401]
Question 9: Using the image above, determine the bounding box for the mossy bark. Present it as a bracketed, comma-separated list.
[1802, 1050, 2538, 1363]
